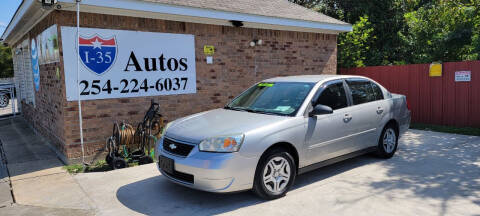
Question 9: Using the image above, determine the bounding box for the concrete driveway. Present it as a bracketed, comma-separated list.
[73, 129, 480, 216]
[0, 118, 94, 216]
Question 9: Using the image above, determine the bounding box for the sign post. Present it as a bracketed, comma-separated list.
[76, 0, 86, 166]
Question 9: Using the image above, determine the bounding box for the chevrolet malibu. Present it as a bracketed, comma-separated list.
[156, 75, 411, 199]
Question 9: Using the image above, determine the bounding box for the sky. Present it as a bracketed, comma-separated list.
[0, 0, 22, 37]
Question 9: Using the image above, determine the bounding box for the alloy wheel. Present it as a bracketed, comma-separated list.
[383, 128, 396, 153]
[263, 156, 291, 194]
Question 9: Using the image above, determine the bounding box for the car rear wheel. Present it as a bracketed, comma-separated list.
[253, 148, 296, 199]
[0, 94, 9, 108]
[376, 124, 398, 158]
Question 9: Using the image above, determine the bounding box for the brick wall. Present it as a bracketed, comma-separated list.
[16, 12, 67, 157]
[23, 10, 338, 160]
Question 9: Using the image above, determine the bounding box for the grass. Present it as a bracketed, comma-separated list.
[410, 123, 480, 136]
[64, 159, 145, 174]
[64, 155, 154, 174]
[85, 160, 112, 172]
[64, 163, 84, 174]
[64, 147, 156, 174]
[63, 159, 112, 174]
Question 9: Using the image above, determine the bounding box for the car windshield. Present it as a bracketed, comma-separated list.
[225, 82, 315, 116]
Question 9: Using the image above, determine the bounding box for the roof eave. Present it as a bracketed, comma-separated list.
[2, 0, 352, 46]
[1, 1, 53, 46]
[58, 0, 352, 34]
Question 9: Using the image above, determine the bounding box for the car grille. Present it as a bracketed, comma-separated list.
[163, 137, 195, 157]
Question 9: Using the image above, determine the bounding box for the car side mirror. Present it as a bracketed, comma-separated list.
[309, 104, 333, 117]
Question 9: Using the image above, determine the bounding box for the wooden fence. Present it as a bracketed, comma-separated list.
[340, 61, 480, 128]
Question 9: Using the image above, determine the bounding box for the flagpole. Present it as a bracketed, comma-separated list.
[76, 0, 86, 166]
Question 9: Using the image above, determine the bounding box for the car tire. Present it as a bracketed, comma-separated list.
[376, 124, 399, 158]
[253, 148, 296, 200]
[0, 94, 9, 108]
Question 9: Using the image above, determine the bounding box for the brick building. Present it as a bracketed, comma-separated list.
[1, 0, 351, 163]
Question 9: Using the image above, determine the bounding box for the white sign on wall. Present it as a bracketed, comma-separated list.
[455, 71, 471, 82]
[61, 27, 196, 101]
[37, 25, 60, 65]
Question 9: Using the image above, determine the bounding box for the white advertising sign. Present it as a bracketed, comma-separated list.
[455, 71, 471, 82]
[61, 27, 196, 101]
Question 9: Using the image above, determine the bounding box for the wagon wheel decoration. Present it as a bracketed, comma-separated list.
[150, 114, 165, 137]
[143, 114, 164, 155]
[134, 122, 146, 150]
[105, 137, 116, 165]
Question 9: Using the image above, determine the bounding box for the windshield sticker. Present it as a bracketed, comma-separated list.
[274, 106, 292, 112]
[258, 83, 274, 87]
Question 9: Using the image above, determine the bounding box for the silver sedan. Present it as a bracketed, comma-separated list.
[156, 75, 411, 199]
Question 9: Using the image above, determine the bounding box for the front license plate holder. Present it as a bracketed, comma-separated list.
[159, 155, 174, 174]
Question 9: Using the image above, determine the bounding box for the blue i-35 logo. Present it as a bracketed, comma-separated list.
[79, 34, 117, 75]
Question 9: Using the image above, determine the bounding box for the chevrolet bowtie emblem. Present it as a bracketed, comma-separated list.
[169, 144, 177, 150]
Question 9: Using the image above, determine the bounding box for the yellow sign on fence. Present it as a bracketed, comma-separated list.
[429, 63, 442, 77]
[204, 45, 215, 55]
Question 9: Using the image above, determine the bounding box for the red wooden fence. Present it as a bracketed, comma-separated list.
[339, 61, 480, 128]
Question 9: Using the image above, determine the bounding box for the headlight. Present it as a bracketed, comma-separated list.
[160, 122, 172, 137]
[199, 134, 245, 152]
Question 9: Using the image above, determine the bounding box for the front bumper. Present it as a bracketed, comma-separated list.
[156, 137, 258, 193]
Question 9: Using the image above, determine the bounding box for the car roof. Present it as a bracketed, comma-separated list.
[263, 75, 365, 83]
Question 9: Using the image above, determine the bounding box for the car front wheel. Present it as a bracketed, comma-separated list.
[253, 148, 296, 199]
[0, 94, 9, 108]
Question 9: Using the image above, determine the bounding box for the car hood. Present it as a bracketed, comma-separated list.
[165, 108, 290, 143]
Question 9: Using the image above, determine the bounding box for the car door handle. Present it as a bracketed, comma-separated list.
[343, 114, 352, 123]
[376, 107, 384, 114]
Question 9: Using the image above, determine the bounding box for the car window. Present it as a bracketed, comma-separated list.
[314, 82, 348, 110]
[346, 80, 376, 105]
[226, 82, 315, 116]
[371, 82, 384, 100]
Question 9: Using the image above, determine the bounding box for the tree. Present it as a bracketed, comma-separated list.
[0, 44, 13, 78]
[290, 0, 480, 67]
[401, 0, 480, 63]
[338, 16, 375, 68]
[291, 0, 411, 67]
